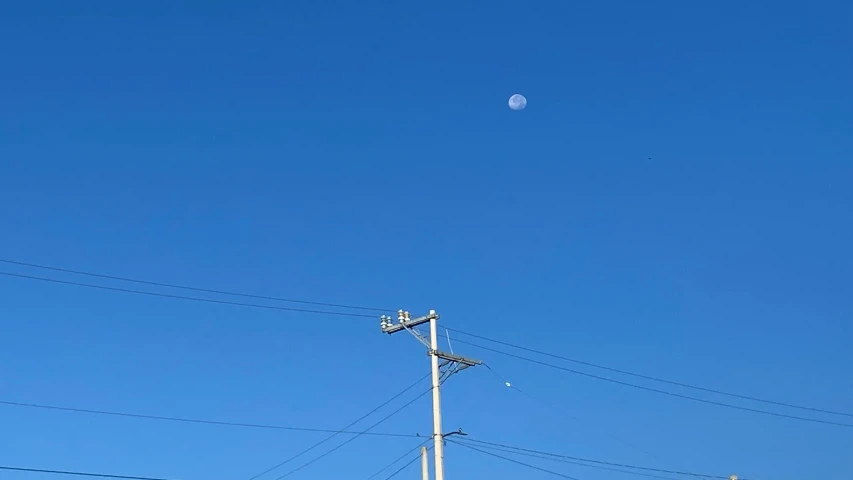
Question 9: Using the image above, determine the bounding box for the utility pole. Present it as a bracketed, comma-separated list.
[380, 310, 481, 480]
[421, 447, 429, 480]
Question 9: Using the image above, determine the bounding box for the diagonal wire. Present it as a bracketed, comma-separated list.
[447, 439, 680, 480]
[245, 373, 430, 480]
[447, 327, 853, 418]
[0, 271, 377, 318]
[458, 438, 741, 480]
[481, 363, 665, 463]
[0, 465, 178, 480]
[269, 387, 433, 480]
[6, 258, 845, 418]
[364, 440, 431, 480]
[0, 258, 390, 312]
[266, 368, 453, 480]
[450, 337, 853, 428]
[0, 399, 417, 438]
[380, 447, 431, 480]
[450, 440, 585, 480]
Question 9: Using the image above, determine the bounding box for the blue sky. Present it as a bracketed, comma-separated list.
[1, 1, 851, 479]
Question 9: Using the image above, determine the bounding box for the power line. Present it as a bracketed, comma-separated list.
[0, 271, 377, 318]
[5, 258, 845, 421]
[268, 387, 435, 480]
[455, 438, 737, 480]
[380, 447, 431, 480]
[9, 259, 845, 429]
[448, 327, 853, 419]
[364, 441, 431, 480]
[0, 399, 417, 438]
[449, 337, 853, 428]
[0, 466, 178, 480]
[0, 258, 389, 312]
[12, 257, 837, 420]
[245, 373, 431, 480]
[264, 370, 452, 480]
[447, 439, 680, 480]
[480, 363, 665, 463]
[449, 440, 585, 480]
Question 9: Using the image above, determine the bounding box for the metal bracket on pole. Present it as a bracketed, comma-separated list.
[380, 310, 482, 378]
[381, 310, 433, 349]
[440, 428, 467, 448]
[380, 310, 436, 335]
[433, 350, 482, 377]
[434, 351, 481, 367]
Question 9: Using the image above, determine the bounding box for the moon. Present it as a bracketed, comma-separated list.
[508, 94, 527, 111]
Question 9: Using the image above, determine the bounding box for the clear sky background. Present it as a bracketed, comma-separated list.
[1, 1, 851, 480]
